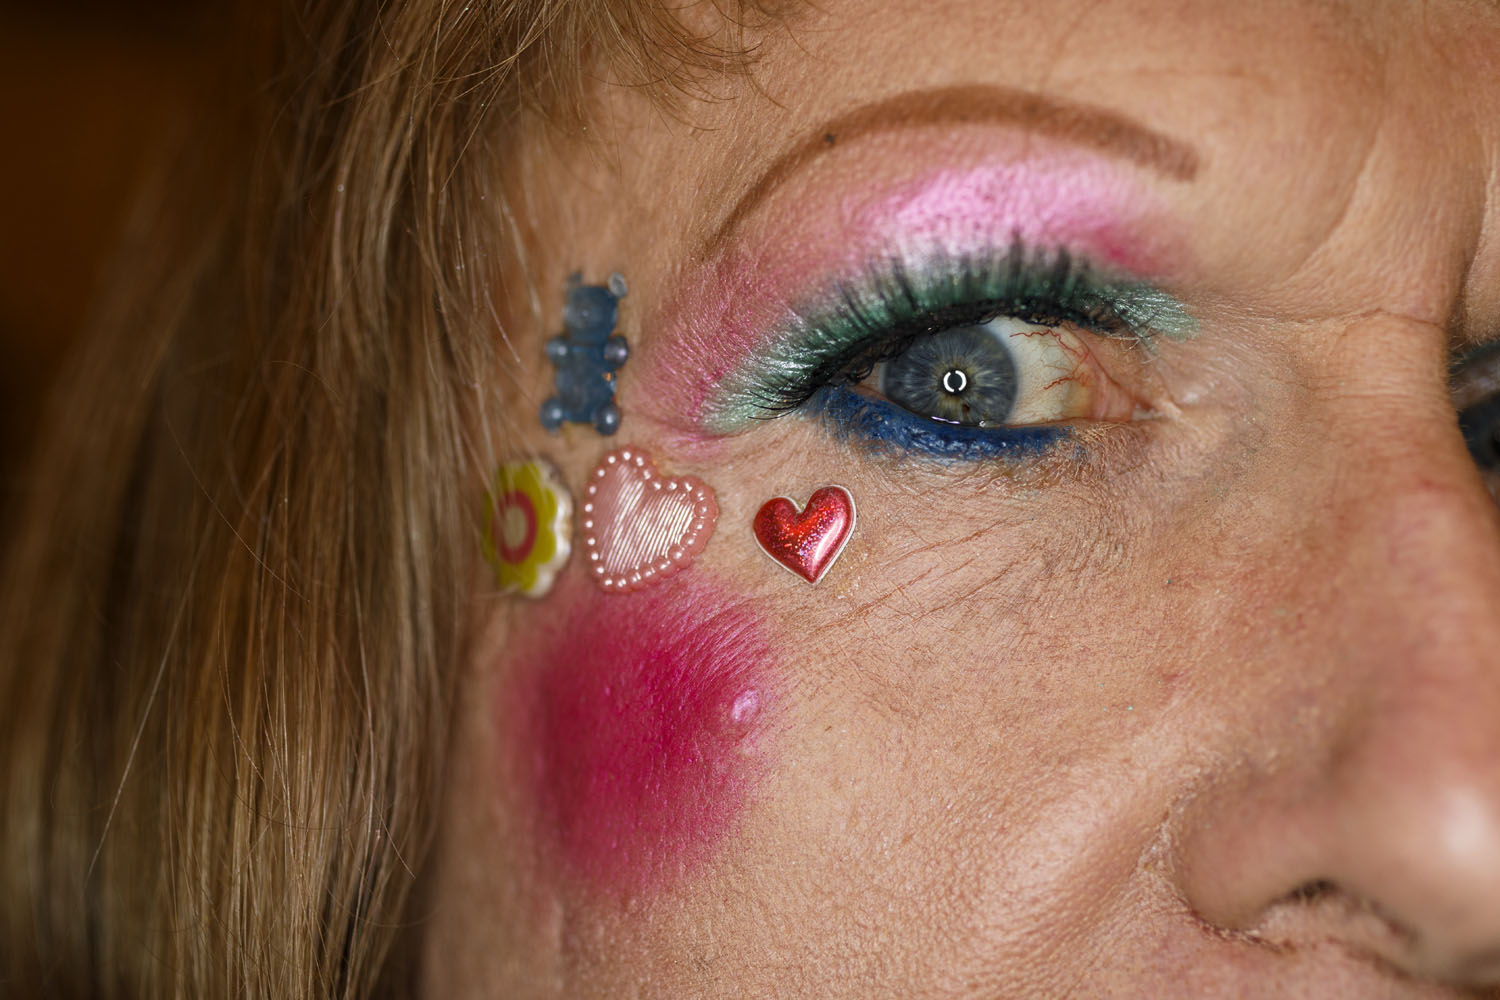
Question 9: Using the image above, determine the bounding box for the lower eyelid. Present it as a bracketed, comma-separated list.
[809, 385, 1072, 463]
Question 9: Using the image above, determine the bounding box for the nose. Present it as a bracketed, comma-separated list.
[1172, 381, 1500, 984]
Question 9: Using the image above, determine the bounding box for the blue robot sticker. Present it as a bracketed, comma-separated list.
[540, 272, 630, 435]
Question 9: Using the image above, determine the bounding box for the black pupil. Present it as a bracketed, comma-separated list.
[881, 325, 1018, 426]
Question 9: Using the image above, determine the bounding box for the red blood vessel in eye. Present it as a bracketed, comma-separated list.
[509, 576, 774, 896]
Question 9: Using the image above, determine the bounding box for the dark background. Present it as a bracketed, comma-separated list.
[0, 0, 225, 509]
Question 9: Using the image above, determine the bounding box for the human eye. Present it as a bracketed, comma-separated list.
[1452, 342, 1500, 499]
[701, 242, 1196, 463]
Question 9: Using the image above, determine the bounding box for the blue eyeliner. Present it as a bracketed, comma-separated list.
[811, 385, 1070, 462]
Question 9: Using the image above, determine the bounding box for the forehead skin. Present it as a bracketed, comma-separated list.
[533, 0, 1500, 330]
[428, 0, 1500, 997]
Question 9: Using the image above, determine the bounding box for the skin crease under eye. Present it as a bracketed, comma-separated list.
[503, 574, 777, 898]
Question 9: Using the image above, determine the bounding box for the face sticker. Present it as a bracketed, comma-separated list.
[540, 272, 630, 435]
[753, 485, 856, 584]
[581, 447, 718, 593]
[483, 459, 573, 597]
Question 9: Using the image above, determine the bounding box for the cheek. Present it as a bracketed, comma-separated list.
[503, 574, 776, 896]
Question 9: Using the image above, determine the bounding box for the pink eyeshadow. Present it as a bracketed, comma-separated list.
[841, 160, 1174, 273]
[509, 575, 775, 896]
[636, 248, 792, 449]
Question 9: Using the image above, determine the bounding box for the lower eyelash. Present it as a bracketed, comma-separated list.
[810, 385, 1071, 462]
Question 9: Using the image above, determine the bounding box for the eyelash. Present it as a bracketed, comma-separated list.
[741, 244, 1192, 461]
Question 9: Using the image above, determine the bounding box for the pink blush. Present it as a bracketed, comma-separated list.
[511, 575, 774, 896]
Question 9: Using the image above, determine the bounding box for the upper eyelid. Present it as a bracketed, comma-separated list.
[754, 250, 1186, 410]
[826, 300, 1118, 392]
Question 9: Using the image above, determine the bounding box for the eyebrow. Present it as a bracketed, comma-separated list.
[704, 83, 1201, 251]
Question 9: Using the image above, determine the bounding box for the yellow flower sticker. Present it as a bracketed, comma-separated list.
[483, 459, 572, 597]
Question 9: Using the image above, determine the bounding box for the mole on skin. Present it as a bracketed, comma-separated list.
[507, 575, 775, 897]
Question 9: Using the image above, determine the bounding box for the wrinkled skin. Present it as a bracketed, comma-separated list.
[425, 0, 1500, 996]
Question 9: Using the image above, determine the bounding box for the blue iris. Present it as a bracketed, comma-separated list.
[881, 324, 1020, 426]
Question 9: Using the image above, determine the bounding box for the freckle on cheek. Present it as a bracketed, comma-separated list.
[507, 576, 775, 895]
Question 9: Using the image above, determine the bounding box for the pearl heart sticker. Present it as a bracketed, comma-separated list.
[581, 448, 718, 593]
[752, 485, 857, 584]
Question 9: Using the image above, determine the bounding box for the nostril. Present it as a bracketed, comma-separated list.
[1234, 878, 1420, 971]
[1273, 879, 1410, 944]
[1250, 878, 1500, 987]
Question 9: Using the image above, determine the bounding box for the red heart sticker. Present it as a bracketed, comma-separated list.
[752, 485, 856, 584]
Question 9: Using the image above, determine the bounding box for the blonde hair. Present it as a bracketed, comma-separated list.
[0, 2, 781, 995]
